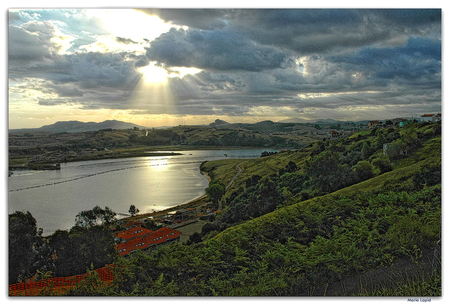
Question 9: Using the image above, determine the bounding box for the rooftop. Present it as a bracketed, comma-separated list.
[116, 226, 182, 256]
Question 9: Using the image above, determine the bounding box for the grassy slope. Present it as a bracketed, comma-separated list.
[65, 123, 441, 296]
[197, 156, 441, 295]
[210, 155, 439, 243]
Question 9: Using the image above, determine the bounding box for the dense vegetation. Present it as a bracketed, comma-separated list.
[9, 207, 118, 284]
[9, 121, 441, 296]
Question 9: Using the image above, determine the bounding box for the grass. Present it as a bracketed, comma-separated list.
[200, 159, 244, 185]
[357, 269, 441, 296]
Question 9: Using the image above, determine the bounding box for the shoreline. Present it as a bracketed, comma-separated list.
[9, 146, 271, 170]
[120, 171, 212, 223]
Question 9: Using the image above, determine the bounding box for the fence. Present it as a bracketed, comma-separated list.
[9, 264, 114, 296]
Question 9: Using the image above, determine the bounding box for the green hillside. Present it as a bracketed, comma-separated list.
[10, 121, 441, 296]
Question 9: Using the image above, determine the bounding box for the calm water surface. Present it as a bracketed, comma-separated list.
[8, 149, 277, 234]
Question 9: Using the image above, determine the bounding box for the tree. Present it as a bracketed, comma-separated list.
[49, 226, 117, 277]
[129, 205, 139, 217]
[75, 206, 116, 229]
[305, 151, 353, 193]
[352, 160, 374, 182]
[9, 211, 42, 284]
[47, 230, 82, 277]
[128, 133, 138, 142]
[186, 232, 202, 245]
[206, 180, 225, 206]
[371, 155, 393, 174]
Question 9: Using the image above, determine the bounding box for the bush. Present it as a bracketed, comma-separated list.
[413, 164, 441, 190]
[305, 151, 354, 193]
[372, 156, 393, 174]
[353, 161, 374, 182]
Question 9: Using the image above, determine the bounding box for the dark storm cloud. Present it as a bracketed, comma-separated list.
[231, 9, 440, 55]
[146, 9, 441, 56]
[375, 9, 441, 26]
[9, 23, 57, 64]
[67, 52, 141, 88]
[138, 9, 230, 30]
[146, 27, 292, 72]
[326, 37, 441, 87]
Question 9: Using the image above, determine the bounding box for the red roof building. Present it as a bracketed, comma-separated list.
[420, 114, 441, 122]
[116, 226, 153, 241]
[116, 226, 182, 257]
[368, 121, 380, 128]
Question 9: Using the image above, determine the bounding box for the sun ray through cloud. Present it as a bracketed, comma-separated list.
[8, 8, 441, 129]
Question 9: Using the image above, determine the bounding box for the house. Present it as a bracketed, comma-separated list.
[420, 114, 441, 122]
[327, 130, 340, 139]
[168, 209, 196, 222]
[368, 121, 380, 129]
[116, 226, 182, 257]
[420, 114, 435, 122]
[383, 143, 407, 157]
[115, 226, 153, 243]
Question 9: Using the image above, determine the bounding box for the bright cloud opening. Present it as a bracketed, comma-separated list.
[85, 9, 172, 43]
[139, 62, 169, 84]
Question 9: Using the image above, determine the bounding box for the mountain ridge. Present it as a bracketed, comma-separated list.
[9, 120, 147, 133]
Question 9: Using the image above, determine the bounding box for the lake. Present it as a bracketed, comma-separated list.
[8, 149, 278, 235]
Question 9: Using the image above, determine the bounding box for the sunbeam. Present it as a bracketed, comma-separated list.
[139, 63, 169, 85]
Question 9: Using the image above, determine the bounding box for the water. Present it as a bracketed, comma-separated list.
[8, 149, 278, 235]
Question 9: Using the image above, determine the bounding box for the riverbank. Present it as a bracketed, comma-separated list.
[9, 145, 270, 171]
[9, 151, 183, 170]
[120, 171, 212, 223]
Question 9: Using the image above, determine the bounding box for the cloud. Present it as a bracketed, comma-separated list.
[326, 37, 441, 90]
[8, 9, 442, 128]
[138, 9, 231, 30]
[146, 27, 293, 72]
[9, 23, 57, 64]
[145, 9, 441, 56]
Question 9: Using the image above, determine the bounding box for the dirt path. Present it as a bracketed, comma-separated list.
[225, 162, 244, 190]
[218, 162, 244, 210]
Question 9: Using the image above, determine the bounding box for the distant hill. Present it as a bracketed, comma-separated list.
[10, 120, 147, 133]
[209, 119, 231, 127]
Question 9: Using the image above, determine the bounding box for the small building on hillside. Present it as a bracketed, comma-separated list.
[420, 114, 441, 122]
[383, 143, 408, 157]
[168, 209, 196, 222]
[327, 130, 340, 139]
[368, 121, 381, 129]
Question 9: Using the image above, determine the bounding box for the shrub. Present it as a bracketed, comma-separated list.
[372, 155, 393, 174]
[413, 164, 441, 190]
[353, 161, 374, 182]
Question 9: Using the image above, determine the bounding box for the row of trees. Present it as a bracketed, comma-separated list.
[9, 206, 120, 284]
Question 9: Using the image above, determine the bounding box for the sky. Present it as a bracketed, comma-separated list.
[7, 5, 442, 129]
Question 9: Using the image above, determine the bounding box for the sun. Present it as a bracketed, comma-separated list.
[139, 63, 168, 84]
